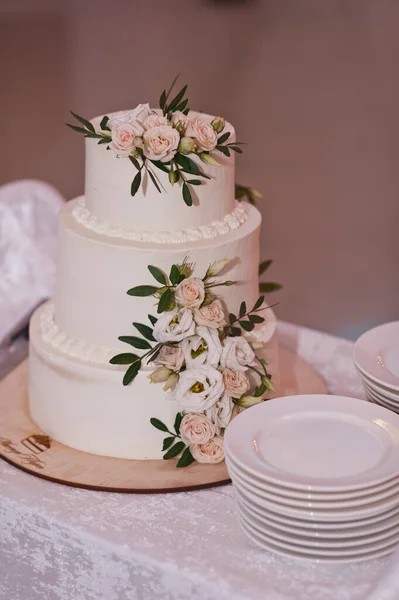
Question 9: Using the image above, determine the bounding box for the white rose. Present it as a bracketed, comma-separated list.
[142, 114, 169, 131]
[188, 117, 218, 151]
[222, 368, 250, 398]
[220, 336, 255, 372]
[175, 365, 224, 412]
[108, 104, 151, 128]
[206, 394, 234, 431]
[194, 299, 226, 329]
[143, 125, 180, 162]
[181, 326, 222, 369]
[109, 121, 143, 157]
[175, 277, 205, 308]
[190, 436, 225, 464]
[180, 413, 215, 445]
[171, 111, 191, 132]
[155, 344, 184, 371]
[153, 308, 195, 343]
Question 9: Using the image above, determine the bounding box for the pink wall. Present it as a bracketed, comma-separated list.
[1, 0, 398, 338]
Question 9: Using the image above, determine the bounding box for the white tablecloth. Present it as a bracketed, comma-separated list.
[1, 322, 398, 600]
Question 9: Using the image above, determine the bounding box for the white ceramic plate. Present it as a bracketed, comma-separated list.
[225, 394, 399, 491]
[357, 368, 399, 399]
[236, 489, 399, 538]
[238, 500, 399, 548]
[364, 382, 399, 408]
[227, 456, 399, 509]
[238, 514, 399, 563]
[365, 389, 399, 413]
[226, 453, 399, 502]
[234, 479, 399, 522]
[354, 322, 399, 391]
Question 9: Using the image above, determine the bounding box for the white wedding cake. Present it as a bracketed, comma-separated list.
[29, 85, 279, 465]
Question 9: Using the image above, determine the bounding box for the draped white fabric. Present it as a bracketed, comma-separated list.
[1, 322, 399, 600]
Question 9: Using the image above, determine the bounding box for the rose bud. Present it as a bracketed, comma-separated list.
[133, 136, 144, 148]
[236, 395, 264, 408]
[199, 152, 221, 167]
[211, 116, 225, 133]
[163, 372, 179, 392]
[178, 136, 196, 155]
[148, 366, 172, 384]
[205, 258, 229, 278]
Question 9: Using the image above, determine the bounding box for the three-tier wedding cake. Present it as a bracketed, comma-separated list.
[28, 82, 279, 466]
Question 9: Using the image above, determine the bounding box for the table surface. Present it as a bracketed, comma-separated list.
[1, 322, 398, 600]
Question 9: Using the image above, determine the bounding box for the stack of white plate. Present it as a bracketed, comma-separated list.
[354, 322, 399, 413]
[224, 394, 399, 562]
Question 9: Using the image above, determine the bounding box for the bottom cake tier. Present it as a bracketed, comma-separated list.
[29, 301, 279, 460]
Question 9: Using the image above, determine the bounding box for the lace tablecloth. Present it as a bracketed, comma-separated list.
[1, 322, 398, 600]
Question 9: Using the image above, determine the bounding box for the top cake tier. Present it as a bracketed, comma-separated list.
[85, 110, 236, 233]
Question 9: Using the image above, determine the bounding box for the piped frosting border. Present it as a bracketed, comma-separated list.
[72, 197, 248, 244]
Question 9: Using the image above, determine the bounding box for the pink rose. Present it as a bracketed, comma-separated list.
[175, 277, 205, 309]
[142, 114, 169, 131]
[143, 125, 180, 162]
[194, 299, 226, 329]
[180, 413, 215, 445]
[155, 345, 184, 371]
[190, 436, 225, 464]
[222, 368, 250, 398]
[109, 121, 143, 157]
[171, 111, 191, 133]
[189, 117, 217, 151]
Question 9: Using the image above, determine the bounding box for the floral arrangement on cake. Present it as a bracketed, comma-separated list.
[66, 77, 244, 207]
[110, 258, 275, 468]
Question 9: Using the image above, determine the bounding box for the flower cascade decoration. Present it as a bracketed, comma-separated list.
[110, 258, 275, 468]
[66, 77, 244, 207]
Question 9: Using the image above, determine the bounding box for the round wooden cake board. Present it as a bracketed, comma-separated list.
[0, 346, 327, 494]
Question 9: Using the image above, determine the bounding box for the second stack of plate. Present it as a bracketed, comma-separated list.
[354, 321, 399, 413]
[225, 394, 399, 562]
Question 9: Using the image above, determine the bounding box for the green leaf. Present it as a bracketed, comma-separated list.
[123, 360, 141, 385]
[98, 137, 111, 145]
[127, 285, 158, 296]
[177, 447, 195, 468]
[151, 160, 170, 173]
[229, 146, 243, 154]
[174, 153, 210, 178]
[148, 345, 162, 363]
[216, 145, 230, 157]
[230, 327, 242, 337]
[148, 265, 167, 285]
[66, 123, 89, 135]
[176, 98, 188, 112]
[131, 170, 142, 196]
[109, 353, 140, 365]
[218, 132, 231, 145]
[253, 295, 265, 310]
[229, 313, 236, 325]
[70, 110, 95, 134]
[182, 108, 189, 116]
[186, 179, 201, 185]
[248, 314, 265, 324]
[167, 84, 187, 113]
[118, 336, 152, 350]
[150, 418, 169, 432]
[239, 301, 246, 318]
[148, 314, 158, 326]
[159, 89, 167, 110]
[174, 412, 183, 435]
[170, 264, 180, 285]
[99, 115, 110, 131]
[259, 260, 273, 275]
[162, 436, 175, 451]
[147, 169, 162, 193]
[182, 183, 192, 207]
[132, 322, 155, 341]
[165, 74, 180, 102]
[163, 441, 185, 460]
[259, 282, 282, 293]
[158, 288, 173, 313]
[129, 156, 141, 170]
[240, 320, 255, 332]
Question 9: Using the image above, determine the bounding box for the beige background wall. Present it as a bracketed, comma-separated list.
[1, 0, 398, 339]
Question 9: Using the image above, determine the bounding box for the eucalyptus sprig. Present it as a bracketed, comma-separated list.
[66, 111, 111, 145]
[150, 413, 195, 468]
[224, 296, 278, 337]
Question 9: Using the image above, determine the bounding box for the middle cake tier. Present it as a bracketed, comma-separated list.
[55, 197, 261, 351]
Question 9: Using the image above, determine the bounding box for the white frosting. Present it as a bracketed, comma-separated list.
[85, 110, 236, 232]
[40, 301, 120, 365]
[55, 198, 262, 351]
[29, 301, 278, 460]
[73, 196, 248, 243]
